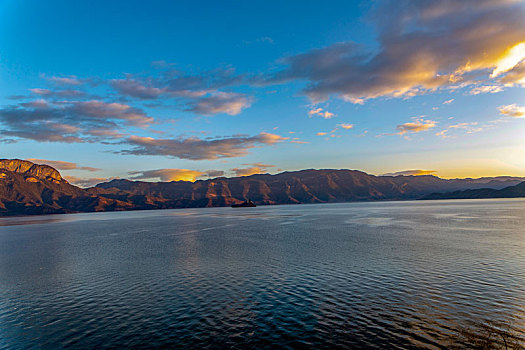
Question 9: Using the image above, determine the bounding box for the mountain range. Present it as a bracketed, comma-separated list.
[1, 159, 524, 216]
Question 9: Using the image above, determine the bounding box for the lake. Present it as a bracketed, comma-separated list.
[1, 199, 524, 349]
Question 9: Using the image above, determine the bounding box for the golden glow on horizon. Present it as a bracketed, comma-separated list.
[163, 169, 204, 182]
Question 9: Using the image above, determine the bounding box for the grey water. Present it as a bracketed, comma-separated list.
[0, 199, 524, 349]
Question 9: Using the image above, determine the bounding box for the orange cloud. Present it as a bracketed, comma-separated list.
[396, 118, 437, 135]
[498, 104, 525, 118]
[337, 123, 354, 129]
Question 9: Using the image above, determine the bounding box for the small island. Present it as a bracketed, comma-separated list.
[231, 200, 256, 208]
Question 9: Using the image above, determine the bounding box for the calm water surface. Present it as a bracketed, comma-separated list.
[1, 199, 524, 349]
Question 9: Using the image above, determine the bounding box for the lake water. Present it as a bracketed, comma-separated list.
[1, 199, 524, 349]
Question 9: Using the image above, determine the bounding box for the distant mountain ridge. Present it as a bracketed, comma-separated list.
[422, 181, 525, 200]
[1, 159, 525, 216]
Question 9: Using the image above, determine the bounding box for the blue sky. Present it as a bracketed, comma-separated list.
[1, 0, 525, 186]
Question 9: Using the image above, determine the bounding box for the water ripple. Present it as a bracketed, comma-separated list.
[0, 199, 524, 349]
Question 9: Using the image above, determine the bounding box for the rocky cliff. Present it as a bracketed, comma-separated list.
[0, 159, 131, 215]
[0, 159, 65, 184]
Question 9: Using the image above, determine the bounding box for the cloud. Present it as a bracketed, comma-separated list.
[46, 75, 83, 86]
[109, 68, 253, 115]
[308, 107, 335, 119]
[395, 118, 437, 135]
[30, 88, 86, 98]
[203, 170, 225, 178]
[468, 85, 504, 95]
[119, 132, 288, 160]
[129, 168, 204, 182]
[337, 123, 354, 129]
[498, 104, 525, 118]
[68, 100, 154, 126]
[499, 60, 525, 85]
[64, 176, 115, 188]
[231, 163, 276, 176]
[0, 100, 152, 143]
[443, 99, 454, 105]
[267, 0, 525, 102]
[231, 167, 265, 176]
[244, 37, 275, 45]
[243, 162, 275, 168]
[435, 122, 482, 138]
[26, 159, 101, 172]
[186, 92, 252, 115]
[316, 132, 328, 136]
[382, 170, 437, 176]
[110, 79, 165, 99]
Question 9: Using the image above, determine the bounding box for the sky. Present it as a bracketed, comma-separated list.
[1, 0, 525, 186]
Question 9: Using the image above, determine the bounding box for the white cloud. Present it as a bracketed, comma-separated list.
[308, 107, 335, 119]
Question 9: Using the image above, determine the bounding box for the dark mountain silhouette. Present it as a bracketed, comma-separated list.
[1, 159, 525, 216]
[422, 181, 525, 200]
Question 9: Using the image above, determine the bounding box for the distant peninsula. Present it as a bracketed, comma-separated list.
[1, 159, 524, 216]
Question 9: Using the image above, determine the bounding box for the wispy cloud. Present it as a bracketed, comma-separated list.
[468, 85, 504, 95]
[435, 122, 482, 138]
[30, 88, 86, 98]
[26, 159, 101, 172]
[110, 79, 165, 100]
[243, 37, 274, 45]
[47, 76, 83, 86]
[118, 132, 288, 160]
